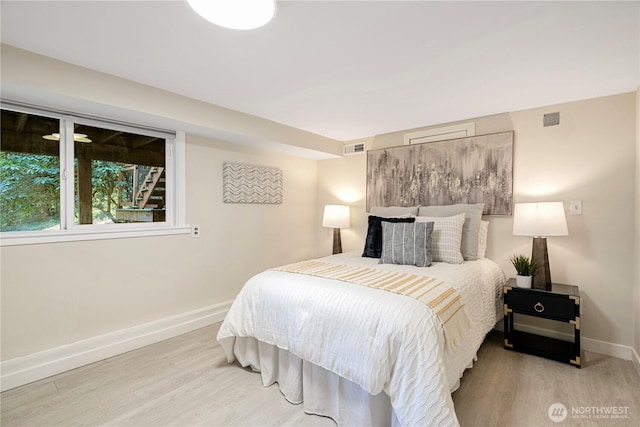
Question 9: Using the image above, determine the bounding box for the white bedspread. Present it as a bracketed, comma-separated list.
[217, 252, 505, 427]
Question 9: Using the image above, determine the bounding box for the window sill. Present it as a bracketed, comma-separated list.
[0, 225, 192, 246]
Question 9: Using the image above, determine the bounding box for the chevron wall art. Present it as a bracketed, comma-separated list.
[222, 162, 283, 204]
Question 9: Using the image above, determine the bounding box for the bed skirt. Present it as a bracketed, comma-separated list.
[234, 336, 403, 426]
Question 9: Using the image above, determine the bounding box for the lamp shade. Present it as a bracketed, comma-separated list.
[322, 205, 350, 229]
[513, 202, 568, 237]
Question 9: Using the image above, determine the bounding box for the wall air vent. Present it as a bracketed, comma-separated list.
[343, 142, 366, 156]
[404, 122, 475, 145]
[543, 112, 560, 127]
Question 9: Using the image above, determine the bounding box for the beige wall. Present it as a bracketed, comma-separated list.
[635, 87, 640, 359]
[317, 153, 368, 255]
[0, 134, 319, 360]
[318, 92, 637, 348]
[0, 46, 326, 361]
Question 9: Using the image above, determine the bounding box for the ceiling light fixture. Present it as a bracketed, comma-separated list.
[187, 0, 276, 30]
[43, 133, 92, 143]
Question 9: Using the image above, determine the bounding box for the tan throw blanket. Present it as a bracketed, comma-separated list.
[272, 260, 470, 352]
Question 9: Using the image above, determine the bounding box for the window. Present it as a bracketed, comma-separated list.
[1, 104, 188, 245]
[1, 111, 61, 232]
[69, 123, 167, 225]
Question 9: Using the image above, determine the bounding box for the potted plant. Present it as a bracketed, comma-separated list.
[510, 254, 535, 288]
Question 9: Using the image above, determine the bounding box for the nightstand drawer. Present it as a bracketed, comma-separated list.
[505, 289, 576, 322]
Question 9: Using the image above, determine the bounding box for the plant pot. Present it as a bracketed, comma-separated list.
[516, 275, 532, 288]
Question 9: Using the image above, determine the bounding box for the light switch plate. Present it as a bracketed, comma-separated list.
[570, 201, 582, 215]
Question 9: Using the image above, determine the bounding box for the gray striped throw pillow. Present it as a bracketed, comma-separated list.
[379, 221, 434, 267]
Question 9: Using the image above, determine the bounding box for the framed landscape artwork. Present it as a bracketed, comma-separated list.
[366, 131, 513, 215]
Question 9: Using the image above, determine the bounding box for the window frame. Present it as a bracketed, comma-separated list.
[0, 102, 189, 246]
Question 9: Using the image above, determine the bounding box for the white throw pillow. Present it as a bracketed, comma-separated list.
[477, 220, 489, 259]
[415, 213, 466, 264]
[418, 203, 484, 261]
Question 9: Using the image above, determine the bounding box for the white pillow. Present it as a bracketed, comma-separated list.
[415, 213, 466, 264]
[418, 203, 484, 261]
[477, 220, 489, 258]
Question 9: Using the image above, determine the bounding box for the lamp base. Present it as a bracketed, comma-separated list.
[531, 237, 552, 291]
[332, 228, 343, 255]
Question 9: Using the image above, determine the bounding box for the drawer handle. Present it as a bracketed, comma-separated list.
[534, 302, 545, 313]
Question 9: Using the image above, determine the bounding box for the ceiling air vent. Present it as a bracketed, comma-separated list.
[343, 142, 366, 156]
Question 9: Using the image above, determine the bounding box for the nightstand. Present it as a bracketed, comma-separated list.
[503, 278, 581, 368]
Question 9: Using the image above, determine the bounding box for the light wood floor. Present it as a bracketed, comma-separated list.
[2, 324, 638, 427]
[452, 332, 639, 427]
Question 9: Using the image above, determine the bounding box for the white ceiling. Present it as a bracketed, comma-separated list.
[1, 0, 639, 142]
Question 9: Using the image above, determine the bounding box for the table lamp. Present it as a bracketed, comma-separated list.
[512, 202, 568, 290]
[323, 205, 350, 254]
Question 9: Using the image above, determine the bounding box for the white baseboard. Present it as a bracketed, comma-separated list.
[4, 307, 637, 393]
[632, 347, 640, 377]
[495, 321, 638, 363]
[1, 301, 233, 392]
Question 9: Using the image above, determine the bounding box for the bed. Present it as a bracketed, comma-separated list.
[217, 206, 506, 426]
